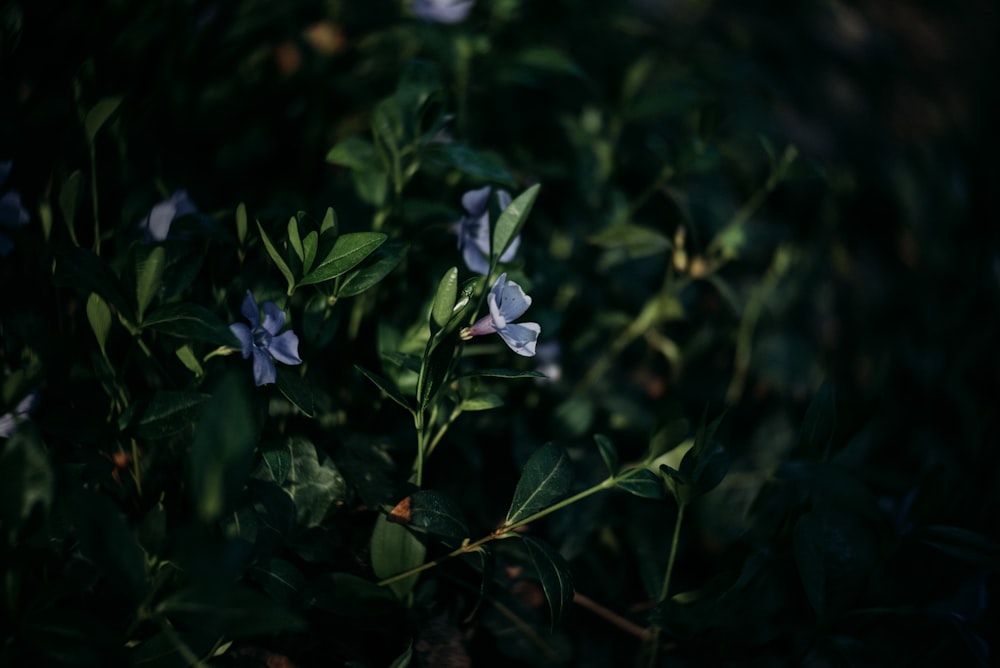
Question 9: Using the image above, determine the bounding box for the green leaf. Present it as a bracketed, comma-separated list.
[458, 392, 503, 412]
[326, 136, 379, 170]
[515, 46, 583, 76]
[914, 525, 1000, 570]
[594, 433, 619, 475]
[425, 144, 516, 186]
[175, 344, 204, 376]
[587, 222, 671, 258]
[615, 468, 664, 499]
[250, 557, 308, 609]
[799, 380, 836, 459]
[649, 415, 690, 460]
[189, 373, 257, 523]
[320, 207, 337, 235]
[155, 585, 306, 637]
[254, 436, 346, 529]
[276, 366, 314, 417]
[59, 170, 82, 243]
[492, 184, 540, 263]
[355, 365, 413, 415]
[287, 216, 304, 263]
[299, 232, 387, 286]
[431, 266, 458, 330]
[259, 442, 292, 486]
[395, 490, 470, 546]
[455, 368, 546, 380]
[0, 427, 54, 532]
[135, 246, 166, 321]
[388, 643, 413, 668]
[302, 230, 318, 274]
[144, 302, 239, 346]
[337, 240, 408, 298]
[54, 246, 132, 316]
[504, 443, 572, 527]
[84, 96, 122, 144]
[131, 391, 208, 440]
[309, 572, 397, 618]
[517, 534, 574, 629]
[417, 336, 454, 411]
[129, 630, 216, 668]
[86, 293, 112, 358]
[371, 512, 426, 599]
[235, 202, 248, 245]
[256, 220, 295, 294]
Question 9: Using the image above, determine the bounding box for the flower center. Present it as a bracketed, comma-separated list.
[252, 327, 272, 349]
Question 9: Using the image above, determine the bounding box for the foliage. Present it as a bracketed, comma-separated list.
[0, 0, 997, 666]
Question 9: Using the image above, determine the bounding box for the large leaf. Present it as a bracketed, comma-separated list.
[492, 184, 540, 263]
[390, 490, 469, 546]
[504, 443, 572, 527]
[189, 373, 257, 524]
[326, 136, 379, 170]
[250, 557, 309, 609]
[356, 364, 413, 415]
[144, 302, 239, 347]
[337, 240, 408, 298]
[156, 585, 306, 637]
[615, 468, 664, 499]
[276, 366, 314, 417]
[517, 534, 574, 629]
[371, 512, 426, 599]
[86, 293, 112, 359]
[54, 246, 132, 316]
[309, 572, 397, 618]
[299, 232, 387, 286]
[0, 427, 54, 532]
[430, 266, 458, 330]
[130, 390, 208, 440]
[425, 143, 515, 186]
[254, 436, 346, 529]
[593, 433, 619, 476]
[135, 246, 166, 321]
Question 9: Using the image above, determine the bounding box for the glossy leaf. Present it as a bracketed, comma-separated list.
[458, 392, 504, 412]
[255, 436, 346, 529]
[615, 468, 664, 499]
[256, 220, 295, 294]
[287, 215, 304, 263]
[394, 490, 470, 546]
[504, 443, 572, 527]
[594, 433, 619, 475]
[299, 232, 387, 286]
[250, 557, 308, 609]
[144, 302, 239, 346]
[455, 368, 546, 380]
[518, 534, 574, 629]
[155, 585, 306, 637]
[337, 240, 407, 298]
[431, 266, 458, 330]
[276, 366, 314, 417]
[371, 512, 426, 599]
[131, 391, 207, 440]
[86, 293, 112, 358]
[492, 183, 540, 263]
[135, 246, 166, 321]
[356, 364, 413, 415]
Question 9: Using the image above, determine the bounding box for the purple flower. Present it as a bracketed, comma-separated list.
[413, 0, 474, 24]
[229, 291, 302, 386]
[138, 190, 197, 242]
[0, 392, 39, 439]
[454, 185, 518, 275]
[0, 160, 30, 257]
[460, 273, 540, 356]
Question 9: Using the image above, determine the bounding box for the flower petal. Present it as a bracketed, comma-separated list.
[465, 313, 497, 337]
[0, 160, 10, 187]
[487, 289, 506, 329]
[498, 234, 520, 264]
[497, 322, 540, 357]
[0, 412, 15, 438]
[496, 276, 531, 321]
[269, 331, 302, 366]
[229, 323, 253, 358]
[462, 238, 490, 275]
[251, 347, 277, 386]
[171, 190, 198, 218]
[0, 191, 29, 229]
[460, 186, 491, 216]
[261, 300, 286, 335]
[240, 291, 260, 328]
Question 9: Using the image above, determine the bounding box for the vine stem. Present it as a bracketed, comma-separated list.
[646, 503, 685, 668]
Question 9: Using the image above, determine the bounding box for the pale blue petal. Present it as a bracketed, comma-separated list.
[499, 234, 520, 263]
[496, 189, 512, 211]
[229, 323, 253, 358]
[251, 347, 276, 386]
[269, 331, 302, 365]
[0, 191, 28, 228]
[413, 0, 474, 24]
[496, 277, 531, 321]
[240, 291, 259, 328]
[460, 186, 491, 216]
[171, 190, 198, 218]
[497, 322, 540, 357]
[260, 300, 286, 335]
[0, 412, 15, 438]
[145, 199, 176, 241]
[462, 239, 490, 275]
[0, 160, 10, 187]
[486, 290, 505, 329]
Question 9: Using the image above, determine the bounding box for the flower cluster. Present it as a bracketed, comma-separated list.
[229, 291, 303, 386]
[454, 186, 519, 275]
[460, 273, 540, 357]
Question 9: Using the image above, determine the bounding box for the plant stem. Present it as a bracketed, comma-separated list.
[646, 503, 685, 668]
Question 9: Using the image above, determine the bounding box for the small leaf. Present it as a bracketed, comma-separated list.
[302, 231, 318, 274]
[135, 246, 166, 321]
[914, 525, 1000, 570]
[458, 392, 503, 412]
[593, 433, 619, 475]
[337, 240, 407, 298]
[320, 207, 336, 235]
[371, 512, 426, 599]
[425, 143, 515, 186]
[287, 216, 304, 263]
[587, 222, 671, 256]
[431, 266, 458, 330]
[84, 96, 122, 145]
[175, 344, 204, 376]
[517, 534, 574, 629]
[59, 170, 82, 243]
[326, 136, 378, 170]
[144, 302, 239, 346]
[505, 443, 572, 527]
[235, 202, 248, 245]
[299, 232, 387, 286]
[492, 184, 540, 264]
[355, 365, 413, 415]
[276, 366, 314, 417]
[86, 293, 112, 358]
[131, 391, 208, 440]
[402, 490, 470, 545]
[256, 220, 296, 294]
[615, 468, 664, 499]
[417, 335, 454, 411]
[649, 415, 690, 459]
[455, 368, 546, 380]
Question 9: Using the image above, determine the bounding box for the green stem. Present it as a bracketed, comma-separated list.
[646, 503, 685, 668]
